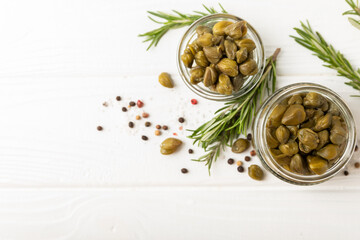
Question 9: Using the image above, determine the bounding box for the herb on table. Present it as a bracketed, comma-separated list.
[343, 0, 360, 30]
[139, 4, 227, 50]
[188, 48, 280, 174]
[291, 21, 360, 97]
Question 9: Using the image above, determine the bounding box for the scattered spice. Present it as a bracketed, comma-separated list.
[135, 115, 141, 120]
[162, 125, 168, 130]
[344, 170, 349, 176]
[97, 126, 103, 131]
[145, 121, 151, 127]
[122, 107, 127, 112]
[237, 166, 244, 173]
[141, 135, 148, 141]
[236, 161, 243, 166]
[179, 126, 183, 130]
[247, 133, 252, 141]
[355, 162, 360, 168]
[116, 96, 121, 101]
[178, 117, 185, 123]
[191, 99, 198, 105]
[245, 156, 251, 162]
[181, 168, 188, 174]
[355, 145, 358, 152]
[142, 112, 149, 118]
[155, 130, 161, 136]
[137, 100, 144, 108]
[173, 133, 178, 136]
[227, 158, 234, 165]
[188, 149, 194, 154]
[250, 150, 256, 156]
[128, 122, 134, 128]
[102, 102, 108, 107]
[129, 101, 136, 107]
[156, 125, 161, 129]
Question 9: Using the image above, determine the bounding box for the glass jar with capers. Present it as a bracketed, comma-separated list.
[177, 14, 265, 101]
[253, 83, 356, 185]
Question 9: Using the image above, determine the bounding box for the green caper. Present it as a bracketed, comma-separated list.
[248, 165, 264, 181]
[196, 33, 213, 47]
[297, 128, 319, 150]
[266, 128, 280, 148]
[305, 108, 315, 121]
[212, 20, 233, 36]
[158, 72, 174, 88]
[316, 144, 339, 160]
[203, 46, 223, 64]
[299, 142, 313, 154]
[216, 74, 233, 95]
[217, 58, 239, 77]
[313, 113, 332, 132]
[316, 130, 329, 150]
[239, 59, 258, 76]
[267, 104, 288, 128]
[269, 148, 291, 168]
[288, 94, 303, 105]
[300, 119, 315, 129]
[187, 42, 202, 55]
[224, 39, 237, 60]
[275, 125, 290, 144]
[235, 48, 248, 64]
[224, 21, 247, 39]
[194, 51, 209, 67]
[234, 38, 256, 52]
[303, 92, 326, 108]
[281, 104, 306, 126]
[232, 138, 250, 153]
[290, 154, 306, 174]
[313, 109, 324, 122]
[279, 141, 299, 156]
[330, 123, 346, 145]
[203, 66, 218, 87]
[328, 102, 340, 116]
[212, 35, 224, 45]
[160, 138, 182, 155]
[181, 52, 194, 68]
[321, 100, 329, 111]
[231, 75, 245, 92]
[307, 155, 328, 175]
[196, 25, 212, 36]
[287, 126, 298, 138]
[190, 67, 205, 84]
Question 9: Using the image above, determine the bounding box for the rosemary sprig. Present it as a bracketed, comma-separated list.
[189, 48, 280, 174]
[139, 4, 227, 50]
[343, 0, 360, 30]
[291, 21, 360, 97]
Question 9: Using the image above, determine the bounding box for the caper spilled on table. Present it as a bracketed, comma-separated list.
[160, 138, 183, 155]
[181, 20, 258, 95]
[266, 92, 348, 176]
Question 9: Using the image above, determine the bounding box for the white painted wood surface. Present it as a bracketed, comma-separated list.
[0, 0, 360, 239]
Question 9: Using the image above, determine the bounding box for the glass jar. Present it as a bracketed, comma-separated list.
[177, 13, 265, 101]
[252, 83, 357, 185]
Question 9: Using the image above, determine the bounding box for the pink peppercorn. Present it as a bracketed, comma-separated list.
[191, 99, 198, 105]
[137, 100, 144, 108]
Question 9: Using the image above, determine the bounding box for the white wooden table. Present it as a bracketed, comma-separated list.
[0, 0, 360, 239]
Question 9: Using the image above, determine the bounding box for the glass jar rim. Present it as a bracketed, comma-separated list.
[176, 13, 265, 101]
[252, 83, 357, 185]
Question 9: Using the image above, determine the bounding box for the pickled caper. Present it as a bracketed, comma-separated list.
[196, 33, 213, 47]
[266, 128, 280, 148]
[290, 154, 306, 174]
[279, 141, 299, 156]
[224, 21, 247, 39]
[232, 75, 245, 92]
[267, 104, 288, 128]
[316, 144, 339, 160]
[232, 138, 250, 153]
[203, 66, 218, 87]
[158, 72, 174, 88]
[313, 113, 332, 132]
[235, 48, 248, 64]
[248, 165, 264, 180]
[307, 155, 328, 175]
[194, 51, 209, 68]
[203, 46, 222, 64]
[216, 74, 233, 95]
[281, 104, 306, 126]
[288, 94, 303, 105]
[196, 25, 212, 36]
[212, 21, 233, 36]
[217, 58, 239, 77]
[181, 52, 194, 68]
[297, 128, 319, 150]
[239, 59, 258, 76]
[160, 138, 182, 155]
[224, 39, 237, 60]
[303, 92, 326, 108]
[316, 130, 329, 150]
[190, 67, 205, 84]
[275, 125, 290, 144]
[234, 38, 256, 52]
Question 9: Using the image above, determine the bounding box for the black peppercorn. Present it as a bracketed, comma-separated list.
[129, 101, 136, 106]
[344, 170, 349, 176]
[97, 126, 103, 131]
[178, 117, 185, 123]
[145, 121, 151, 127]
[122, 107, 127, 112]
[247, 133, 252, 141]
[237, 166, 244, 172]
[188, 149, 194, 154]
[245, 156, 251, 162]
[128, 122, 134, 128]
[181, 168, 188, 174]
[162, 125, 168, 130]
[227, 158, 234, 165]
[141, 135, 148, 141]
[116, 96, 121, 101]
